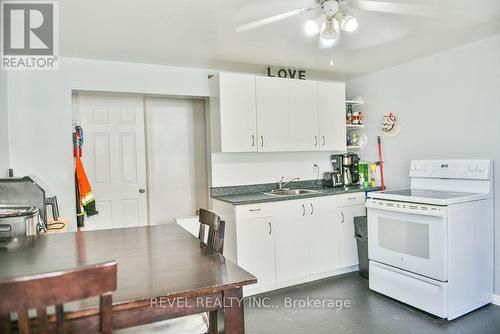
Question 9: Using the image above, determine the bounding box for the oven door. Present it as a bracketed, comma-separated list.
[366, 199, 448, 282]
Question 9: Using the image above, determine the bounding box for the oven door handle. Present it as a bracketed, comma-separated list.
[365, 200, 445, 217]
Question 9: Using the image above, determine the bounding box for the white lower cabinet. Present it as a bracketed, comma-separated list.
[308, 196, 341, 275]
[338, 193, 367, 268]
[215, 192, 365, 296]
[274, 196, 341, 282]
[236, 217, 276, 293]
[274, 200, 311, 282]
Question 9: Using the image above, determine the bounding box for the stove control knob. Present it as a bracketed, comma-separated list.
[478, 165, 485, 172]
[469, 165, 477, 172]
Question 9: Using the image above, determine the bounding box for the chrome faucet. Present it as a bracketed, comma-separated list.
[278, 176, 300, 190]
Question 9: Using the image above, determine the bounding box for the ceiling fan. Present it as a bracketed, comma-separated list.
[236, 0, 435, 63]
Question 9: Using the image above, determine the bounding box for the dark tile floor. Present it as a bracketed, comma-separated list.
[240, 272, 500, 334]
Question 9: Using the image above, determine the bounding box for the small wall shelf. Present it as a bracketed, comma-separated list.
[345, 98, 365, 151]
[345, 100, 364, 106]
[346, 124, 365, 129]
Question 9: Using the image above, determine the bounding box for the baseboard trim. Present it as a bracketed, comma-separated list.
[493, 294, 500, 306]
[243, 265, 359, 297]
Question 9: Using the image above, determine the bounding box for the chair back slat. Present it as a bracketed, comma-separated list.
[0, 314, 10, 333]
[198, 209, 225, 253]
[55, 304, 65, 334]
[16, 309, 29, 334]
[0, 261, 117, 334]
[36, 308, 48, 334]
[100, 293, 113, 334]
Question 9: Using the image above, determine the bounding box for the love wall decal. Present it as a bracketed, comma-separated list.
[266, 66, 306, 80]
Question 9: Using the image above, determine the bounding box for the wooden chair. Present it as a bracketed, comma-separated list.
[0, 261, 117, 334]
[198, 208, 225, 334]
[197, 208, 225, 254]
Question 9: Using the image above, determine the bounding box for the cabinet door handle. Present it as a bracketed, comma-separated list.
[322, 136, 326, 146]
[268, 222, 272, 235]
[341, 212, 345, 224]
[310, 203, 314, 215]
[314, 136, 318, 146]
[302, 204, 306, 216]
[261, 136, 264, 148]
[251, 134, 255, 147]
[249, 208, 262, 212]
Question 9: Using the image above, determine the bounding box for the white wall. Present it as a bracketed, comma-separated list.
[0, 70, 8, 177]
[211, 152, 333, 187]
[7, 57, 342, 229]
[7, 58, 211, 230]
[347, 35, 500, 293]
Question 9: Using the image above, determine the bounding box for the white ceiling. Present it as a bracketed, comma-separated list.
[60, 0, 500, 79]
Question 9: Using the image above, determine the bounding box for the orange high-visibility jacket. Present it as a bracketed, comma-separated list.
[75, 157, 98, 217]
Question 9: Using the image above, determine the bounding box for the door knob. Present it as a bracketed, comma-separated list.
[139, 189, 146, 193]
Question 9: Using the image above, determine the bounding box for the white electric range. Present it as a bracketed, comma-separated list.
[366, 159, 494, 320]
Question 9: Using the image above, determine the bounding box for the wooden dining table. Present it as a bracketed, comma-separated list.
[0, 223, 257, 333]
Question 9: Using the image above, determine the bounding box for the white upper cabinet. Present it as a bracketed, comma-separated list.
[210, 72, 346, 153]
[318, 81, 346, 151]
[210, 72, 257, 152]
[289, 80, 319, 151]
[255, 76, 290, 152]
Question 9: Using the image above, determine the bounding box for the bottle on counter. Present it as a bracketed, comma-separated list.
[346, 105, 353, 124]
[358, 161, 369, 188]
[369, 163, 378, 188]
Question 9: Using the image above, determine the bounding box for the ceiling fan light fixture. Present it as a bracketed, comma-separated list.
[318, 18, 340, 49]
[340, 15, 358, 32]
[305, 20, 319, 35]
[304, 14, 326, 36]
[320, 18, 339, 40]
[319, 36, 335, 48]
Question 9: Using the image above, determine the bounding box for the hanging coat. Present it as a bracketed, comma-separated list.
[75, 157, 98, 219]
[75, 172, 85, 228]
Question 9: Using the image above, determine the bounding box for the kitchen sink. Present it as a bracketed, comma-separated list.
[265, 189, 319, 196]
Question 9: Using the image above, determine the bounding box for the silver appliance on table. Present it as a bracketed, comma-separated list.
[0, 176, 60, 238]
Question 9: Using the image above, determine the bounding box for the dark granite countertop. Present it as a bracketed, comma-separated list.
[211, 180, 381, 205]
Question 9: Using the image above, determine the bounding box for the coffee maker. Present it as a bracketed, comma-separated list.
[342, 153, 360, 186]
[325, 154, 360, 187]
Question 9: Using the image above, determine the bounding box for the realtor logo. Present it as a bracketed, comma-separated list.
[1, 1, 58, 70]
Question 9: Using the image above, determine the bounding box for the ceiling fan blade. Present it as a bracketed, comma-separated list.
[235, 5, 319, 32]
[345, 0, 436, 17]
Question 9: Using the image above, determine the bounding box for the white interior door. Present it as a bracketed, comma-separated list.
[144, 97, 208, 225]
[78, 94, 148, 230]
